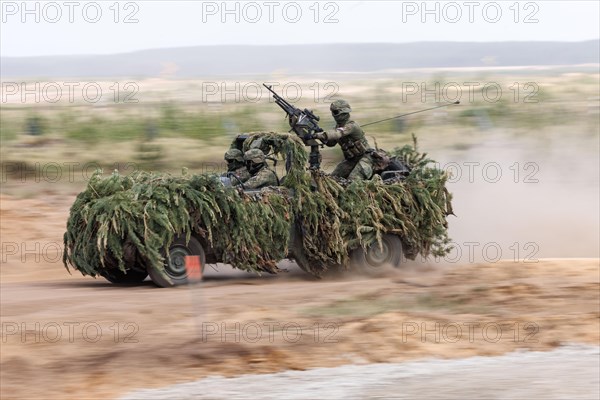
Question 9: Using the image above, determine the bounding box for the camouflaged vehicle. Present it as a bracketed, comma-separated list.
[63, 131, 452, 288]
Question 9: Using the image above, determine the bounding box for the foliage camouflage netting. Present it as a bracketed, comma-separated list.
[63, 132, 453, 281]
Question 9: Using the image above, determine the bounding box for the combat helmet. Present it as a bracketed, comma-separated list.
[244, 148, 266, 174]
[330, 99, 352, 115]
[224, 148, 244, 163]
[244, 148, 266, 164]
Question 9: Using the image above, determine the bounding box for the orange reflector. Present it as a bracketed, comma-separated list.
[185, 255, 202, 281]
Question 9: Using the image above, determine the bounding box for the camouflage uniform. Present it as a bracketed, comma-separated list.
[240, 149, 279, 190]
[223, 148, 251, 183]
[227, 166, 251, 183]
[317, 100, 374, 180]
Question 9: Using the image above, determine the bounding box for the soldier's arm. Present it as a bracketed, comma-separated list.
[236, 168, 251, 183]
[324, 122, 361, 141]
[226, 168, 249, 183]
[242, 169, 271, 190]
[240, 175, 260, 189]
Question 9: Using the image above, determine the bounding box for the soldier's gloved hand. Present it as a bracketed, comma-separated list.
[314, 131, 327, 141]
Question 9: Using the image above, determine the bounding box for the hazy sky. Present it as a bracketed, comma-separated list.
[1, 0, 599, 57]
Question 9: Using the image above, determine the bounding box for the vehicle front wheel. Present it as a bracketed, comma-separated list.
[148, 234, 206, 287]
[350, 234, 403, 270]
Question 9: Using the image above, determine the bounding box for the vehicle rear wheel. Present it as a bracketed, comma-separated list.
[351, 234, 403, 270]
[100, 267, 148, 284]
[148, 234, 206, 287]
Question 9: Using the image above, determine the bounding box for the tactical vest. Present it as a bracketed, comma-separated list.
[339, 134, 370, 159]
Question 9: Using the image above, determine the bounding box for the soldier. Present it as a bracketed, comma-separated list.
[223, 148, 251, 184]
[314, 100, 374, 180]
[240, 148, 279, 189]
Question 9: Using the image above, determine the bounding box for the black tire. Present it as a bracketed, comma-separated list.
[289, 226, 312, 274]
[149, 234, 206, 287]
[100, 268, 148, 284]
[351, 234, 403, 270]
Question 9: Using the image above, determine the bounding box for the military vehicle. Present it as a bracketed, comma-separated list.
[63, 86, 454, 287]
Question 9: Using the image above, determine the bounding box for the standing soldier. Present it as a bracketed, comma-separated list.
[223, 148, 251, 184]
[240, 149, 279, 189]
[315, 100, 374, 180]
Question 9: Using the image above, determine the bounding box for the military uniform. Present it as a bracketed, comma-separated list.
[243, 167, 278, 189]
[225, 166, 251, 183]
[326, 120, 373, 180]
[223, 148, 251, 184]
[317, 100, 374, 180]
[239, 148, 279, 190]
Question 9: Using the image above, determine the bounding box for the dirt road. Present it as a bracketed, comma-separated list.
[1, 195, 599, 399]
[121, 345, 600, 400]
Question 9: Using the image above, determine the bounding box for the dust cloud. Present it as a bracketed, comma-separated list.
[438, 129, 599, 262]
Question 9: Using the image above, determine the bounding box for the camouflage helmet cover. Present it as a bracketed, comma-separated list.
[225, 148, 244, 162]
[330, 99, 352, 114]
[244, 148, 266, 163]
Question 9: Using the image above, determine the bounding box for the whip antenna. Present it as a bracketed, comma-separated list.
[362, 101, 460, 128]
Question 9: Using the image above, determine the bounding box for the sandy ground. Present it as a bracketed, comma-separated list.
[1, 194, 599, 399]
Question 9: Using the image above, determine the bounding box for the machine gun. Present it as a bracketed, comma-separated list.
[263, 84, 324, 170]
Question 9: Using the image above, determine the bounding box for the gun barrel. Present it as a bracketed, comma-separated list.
[263, 83, 324, 169]
[263, 84, 275, 95]
[264, 84, 296, 114]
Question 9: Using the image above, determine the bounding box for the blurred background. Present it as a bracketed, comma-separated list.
[1, 1, 599, 399]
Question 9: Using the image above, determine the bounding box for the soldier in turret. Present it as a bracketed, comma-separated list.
[315, 100, 374, 180]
